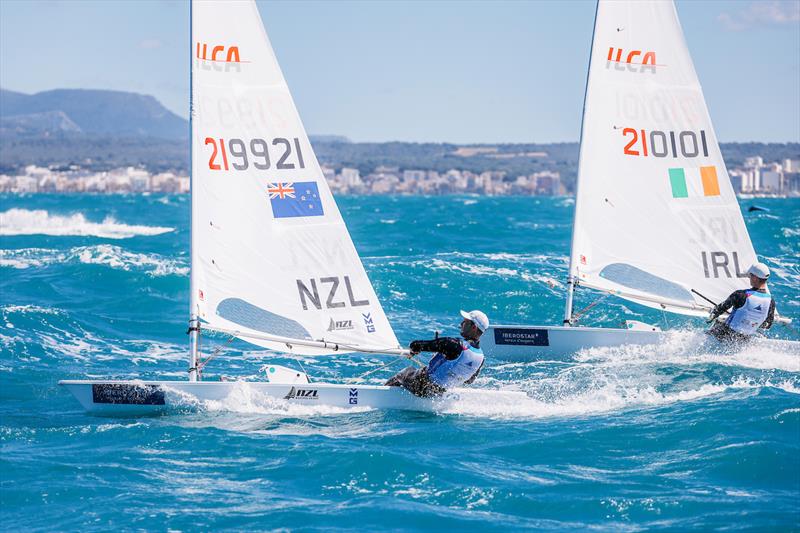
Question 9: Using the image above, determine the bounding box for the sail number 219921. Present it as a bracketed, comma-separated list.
[204, 137, 306, 171]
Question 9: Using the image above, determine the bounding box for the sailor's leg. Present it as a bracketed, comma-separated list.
[708, 323, 751, 350]
[707, 322, 728, 341]
[405, 369, 445, 397]
[385, 367, 416, 387]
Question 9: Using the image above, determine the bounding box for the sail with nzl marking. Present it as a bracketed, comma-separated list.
[191, 0, 399, 353]
[568, 0, 757, 316]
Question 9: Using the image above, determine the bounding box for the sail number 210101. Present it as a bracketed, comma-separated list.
[204, 137, 306, 171]
[622, 128, 709, 159]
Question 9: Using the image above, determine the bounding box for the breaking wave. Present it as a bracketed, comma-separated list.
[0, 208, 173, 238]
[0, 245, 188, 276]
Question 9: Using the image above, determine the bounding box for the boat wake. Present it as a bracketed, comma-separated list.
[571, 329, 800, 372]
[446, 330, 800, 420]
[0, 208, 173, 238]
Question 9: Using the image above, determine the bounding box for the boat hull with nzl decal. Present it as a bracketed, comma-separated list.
[59, 380, 529, 415]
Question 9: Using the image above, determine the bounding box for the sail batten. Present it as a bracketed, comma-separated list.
[576, 280, 710, 317]
[569, 0, 757, 315]
[202, 324, 410, 356]
[191, 0, 400, 355]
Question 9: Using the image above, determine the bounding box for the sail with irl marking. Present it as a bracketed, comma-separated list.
[191, 0, 399, 353]
[568, 0, 756, 316]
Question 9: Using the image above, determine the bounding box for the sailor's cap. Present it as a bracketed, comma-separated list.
[460, 309, 490, 332]
[748, 262, 770, 279]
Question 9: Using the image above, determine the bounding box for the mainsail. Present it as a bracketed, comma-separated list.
[568, 0, 757, 317]
[190, 0, 400, 353]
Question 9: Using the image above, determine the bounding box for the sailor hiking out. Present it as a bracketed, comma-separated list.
[386, 310, 488, 397]
[708, 262, 776, 344]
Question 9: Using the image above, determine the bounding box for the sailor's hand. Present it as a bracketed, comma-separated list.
[409, 340, 422, 355]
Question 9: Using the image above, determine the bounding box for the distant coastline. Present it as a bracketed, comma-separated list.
[2, 151, 798, 197]
[2, 88, 799, 196]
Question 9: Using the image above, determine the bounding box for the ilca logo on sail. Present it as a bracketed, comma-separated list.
[606, 47, 658, 74]
[195, 42, 244, 72]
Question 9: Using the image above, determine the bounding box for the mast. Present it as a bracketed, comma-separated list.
[563, 0, 599, 326]
[188, 0, 199, 381]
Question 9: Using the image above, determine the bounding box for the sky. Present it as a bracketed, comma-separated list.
[1, 0, 798, 143]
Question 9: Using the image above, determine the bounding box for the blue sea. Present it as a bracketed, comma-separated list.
[1, 194, 798, 531]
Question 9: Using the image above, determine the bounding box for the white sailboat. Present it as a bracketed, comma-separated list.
[60, 0, 526, 414]
[484, 0, 796, 361]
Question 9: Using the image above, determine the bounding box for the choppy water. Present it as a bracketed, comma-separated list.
[1, 194, 798, 531]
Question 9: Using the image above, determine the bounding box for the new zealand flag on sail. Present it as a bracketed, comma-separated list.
[268, 182, 324, 218]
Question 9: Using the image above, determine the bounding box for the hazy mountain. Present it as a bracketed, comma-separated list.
[0, 110, 82, 137]
[0, 88, 187, 139]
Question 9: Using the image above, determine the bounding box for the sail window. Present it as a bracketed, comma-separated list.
[217, 298, 313, 339]
[598, 263, 693, 303]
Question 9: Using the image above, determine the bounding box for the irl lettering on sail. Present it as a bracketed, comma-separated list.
[701, 251, 749, 279]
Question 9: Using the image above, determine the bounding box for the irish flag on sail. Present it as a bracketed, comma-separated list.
[668, 166, 720, 199]
[568, 0, 757, 317]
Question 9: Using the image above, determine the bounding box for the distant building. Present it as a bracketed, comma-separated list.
[728, 170, 745, 193]
[744, 156, 763, 168]
[785, 172, 800, 194]
[760, 170, 782, 193]
[784, 159, 800, 173]
[340, 167, 361, 188]
[15, 175, 38, 193]
[321, 166, 336, 183]
[402, 170, 426, 183]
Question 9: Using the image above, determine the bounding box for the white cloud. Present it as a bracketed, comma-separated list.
[139, 38, 163, 50]
[718, 1, 800, 31]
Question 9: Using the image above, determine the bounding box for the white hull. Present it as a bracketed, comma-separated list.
[59, 380, 528, 416]
[483, 324, 800, 361]
[484, 324, 666, 361]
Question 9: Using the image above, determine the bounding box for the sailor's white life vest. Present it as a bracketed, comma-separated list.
[427, 342, 484, 389]
[725, 289, 772, 336]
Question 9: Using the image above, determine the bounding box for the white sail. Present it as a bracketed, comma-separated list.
[190, 0, 399, 353]
[569, 0, 756, 317]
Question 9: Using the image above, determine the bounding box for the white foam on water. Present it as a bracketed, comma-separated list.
[522, 273, 561, 287]
[436, 328, 798, 420]
[73, 244, 188, 276]
[439, 369, 800, 421]
[773, 407, 800, 419]
[557, 197, 575, 207]
[0, 304, 64, 331]
[427, 258, 521, 279]
[0, 245, 188, 276]
[0, 208, 173, 238]
[0, 247, 55, 269]
[0, 304, 63, 316]
[436, 379, 732, 420]
[573, 329, 800, 373]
